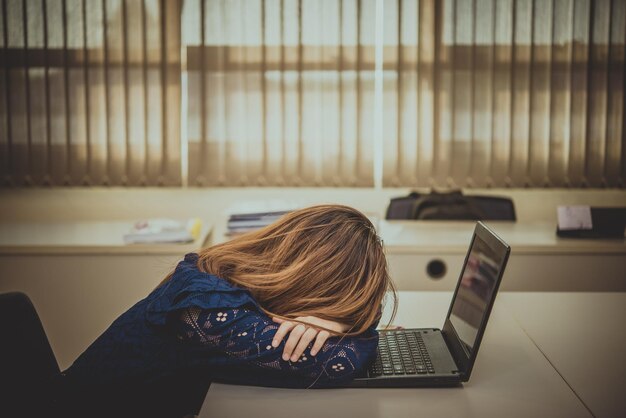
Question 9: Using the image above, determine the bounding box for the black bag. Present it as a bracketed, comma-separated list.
[386, 190, 516, 221]
[385, 191, 422, 219]
[413, 190, 484, 220]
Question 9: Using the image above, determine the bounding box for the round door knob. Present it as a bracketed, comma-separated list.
[426, 259, 446, 280]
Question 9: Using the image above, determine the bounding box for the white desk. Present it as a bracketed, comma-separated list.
[379, 221, 626, 291]
[0, 220, 212, 369]
[506, 292, 626, 418]
[198, 292, 591, 418]
[213, 219, 626, 291]
[0, 220, 212, 255]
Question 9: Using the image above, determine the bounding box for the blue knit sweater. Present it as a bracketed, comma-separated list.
[62, 252, 379, 414]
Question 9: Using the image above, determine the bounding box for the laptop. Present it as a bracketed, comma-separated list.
[348, 221, 510, 387]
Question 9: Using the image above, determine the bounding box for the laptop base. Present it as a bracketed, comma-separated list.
[347, 328, 462, 388]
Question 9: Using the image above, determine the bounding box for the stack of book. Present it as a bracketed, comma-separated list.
[124, 218, 202, 244]
[226, 211, 291, 236]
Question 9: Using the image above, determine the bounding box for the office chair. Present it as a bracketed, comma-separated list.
[0, 292, 63, 416]
[0, 292, 208, 418]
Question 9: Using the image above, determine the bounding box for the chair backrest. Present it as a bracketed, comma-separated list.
[0, 292, 61, 415]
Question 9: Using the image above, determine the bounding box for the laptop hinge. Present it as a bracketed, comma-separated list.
[441, 326, 469, 379]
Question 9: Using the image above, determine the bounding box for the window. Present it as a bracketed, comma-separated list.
[0, 0, 181, 186]
[2, 0, 625, 188]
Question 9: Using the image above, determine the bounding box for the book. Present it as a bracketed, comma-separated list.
[556, 207, 626, 239]
[228, 210, 292, 221]
[124, 218, 202, 244]
[226, 210, 291, 235]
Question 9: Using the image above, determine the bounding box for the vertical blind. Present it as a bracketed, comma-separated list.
[383, 0, 626, 188]
[184, 0, 377, 186]
[1, 0, 625, 188]
[0, 0, 181, 186]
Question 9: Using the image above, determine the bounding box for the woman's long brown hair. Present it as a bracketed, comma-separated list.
[167, 204, 398, 337]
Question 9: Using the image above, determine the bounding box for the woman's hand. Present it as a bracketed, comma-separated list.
[271, 316, 351, 362]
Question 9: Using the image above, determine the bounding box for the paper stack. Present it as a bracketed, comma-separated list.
[124, 218, 202, 244]
[226, 211, 291, 236]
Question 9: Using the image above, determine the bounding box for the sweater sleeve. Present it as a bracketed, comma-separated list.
[170, 306, 379, 388]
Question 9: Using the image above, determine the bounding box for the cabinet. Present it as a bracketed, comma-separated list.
[380, 221, 626, 292]
[0, 221, 211, 369]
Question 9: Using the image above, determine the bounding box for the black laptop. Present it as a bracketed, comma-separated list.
[348, 221, 511, 387]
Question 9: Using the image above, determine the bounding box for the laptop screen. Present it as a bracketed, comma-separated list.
[448, 234, 503, 354]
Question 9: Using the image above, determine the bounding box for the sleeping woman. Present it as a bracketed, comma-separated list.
[61, 204, 398, 416]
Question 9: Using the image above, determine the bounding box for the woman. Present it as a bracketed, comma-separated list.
[62, 204, 398, 416]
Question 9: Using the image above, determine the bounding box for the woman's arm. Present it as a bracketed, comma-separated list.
[170, 306, 378, 388]
[271, 315, 351, 361]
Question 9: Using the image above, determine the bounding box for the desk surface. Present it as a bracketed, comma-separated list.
[506, 292, 626, 418]
[199, 292, 591, 418]
[0, 220, 212, 255]
[213, 219, 626, 255]
[379, 221, 626, 254]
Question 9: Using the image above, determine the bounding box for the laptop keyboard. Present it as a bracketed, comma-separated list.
[369, 331, 435, 377]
